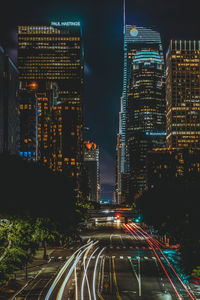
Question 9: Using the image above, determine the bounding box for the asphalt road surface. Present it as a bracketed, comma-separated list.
[16, 221, 198, 300]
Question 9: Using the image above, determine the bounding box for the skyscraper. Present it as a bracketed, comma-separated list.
[166, 40, 200, 149]
[116, 133, 122, 204]
[84, 141, 100, 203]
[118, 24, 166, 202]
[18, 22, 84, 184]
[0, 46, 19, 155]
[19, 83, 37, 160]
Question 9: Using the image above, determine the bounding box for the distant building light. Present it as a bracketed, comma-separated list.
[29, 82, 38, 90]
[166, 49, 170, 58]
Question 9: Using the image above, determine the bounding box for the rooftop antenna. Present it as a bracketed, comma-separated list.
[123, 0, 126, 35]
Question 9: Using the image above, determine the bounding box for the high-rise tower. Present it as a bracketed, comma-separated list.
[84, 141, 100, 203]
[118, 23, 166, 202]
[166, 40, 200, 149]
[18, 23, 84, 185]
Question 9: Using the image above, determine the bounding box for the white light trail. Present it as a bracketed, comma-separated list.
[56, 241, 98, 300]
[45, 241, 94, 300]
[93, 248, 105, 300]
[81, 247, 99, 300]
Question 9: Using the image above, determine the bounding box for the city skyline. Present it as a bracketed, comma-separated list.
[1, 0, 200, 200]
[1, 1, 200, 298]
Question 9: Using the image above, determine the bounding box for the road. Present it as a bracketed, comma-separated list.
[15, 220, 198, 300]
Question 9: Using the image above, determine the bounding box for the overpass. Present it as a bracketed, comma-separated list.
[88, 207, 139, 219]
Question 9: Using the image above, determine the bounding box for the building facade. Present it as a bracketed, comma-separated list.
[118, 26, 166, 202]
[19, 81, 59, 165]
[116, 133, 122, 204]
[147, 148, 200, 189]
[18, 23, 84, 185]
[84, 141, 100, 203]
[0, 46, 19, 155]
[166, 40, 200, 149]
[19, 83, 37, 160]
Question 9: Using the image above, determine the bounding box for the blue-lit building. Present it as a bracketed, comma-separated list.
[117, 25, 166, 202]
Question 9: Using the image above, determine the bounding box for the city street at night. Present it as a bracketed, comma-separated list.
[1, 0, 200, 298]
[13, 215, 199, 300]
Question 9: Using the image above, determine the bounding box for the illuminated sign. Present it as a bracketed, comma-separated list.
[146, 132, 167, 136]
[130, 28, 138, 37]
[51, 21, 80, 26]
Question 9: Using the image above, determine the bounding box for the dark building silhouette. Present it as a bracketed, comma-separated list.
[84, 141, 100, 203]
[0, 46, 19, 155]
[147, 148, 200, 189]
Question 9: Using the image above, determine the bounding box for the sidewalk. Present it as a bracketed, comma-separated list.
[0, 247, 56, 300]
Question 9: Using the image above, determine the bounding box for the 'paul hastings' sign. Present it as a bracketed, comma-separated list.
[51, 21, 80, 26]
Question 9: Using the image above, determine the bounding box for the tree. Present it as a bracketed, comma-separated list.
[34, 217, 60, 259]
[0, 154, 92, 285]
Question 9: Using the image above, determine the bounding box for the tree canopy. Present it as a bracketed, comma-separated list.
[0, 154, 91, 286]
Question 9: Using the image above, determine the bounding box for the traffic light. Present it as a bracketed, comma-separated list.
[116, 213, 121, 219]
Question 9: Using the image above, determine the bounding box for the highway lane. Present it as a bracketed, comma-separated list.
[79, 222, 196, 299]
[125, 223, 196, 300]
[15, 247, 77, 300]
[16, 221, 197, 299]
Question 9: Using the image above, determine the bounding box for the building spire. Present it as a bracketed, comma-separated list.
[123, 0, 126, 34]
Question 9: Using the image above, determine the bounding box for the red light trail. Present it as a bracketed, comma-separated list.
[124, 223, 195, 300]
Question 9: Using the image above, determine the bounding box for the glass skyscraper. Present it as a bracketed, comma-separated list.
[117, 25, 166, 202]
[18, 23, 84, 183]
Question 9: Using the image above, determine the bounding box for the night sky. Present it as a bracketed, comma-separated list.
[0, 0, 199, 201]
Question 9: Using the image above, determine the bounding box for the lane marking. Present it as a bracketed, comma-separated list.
[112, 257, 122, 300]
[97, 256, 104, 300]
[129, 257, 142, 297]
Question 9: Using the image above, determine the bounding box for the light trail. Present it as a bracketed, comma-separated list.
[74, 264, 78, 300]
[124, 224, 142, 240]
[56, 249, 83, 300]
[83, 242, 98, 299]
[81, 246, 99, 300]
[45, 240, 94, 300]
[93, 248, 105, 300]
[130, 223, 195, 300]
[124, 224, 182, 300]
[126, 223, 195, 300]
[57, 241, 98, 300]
